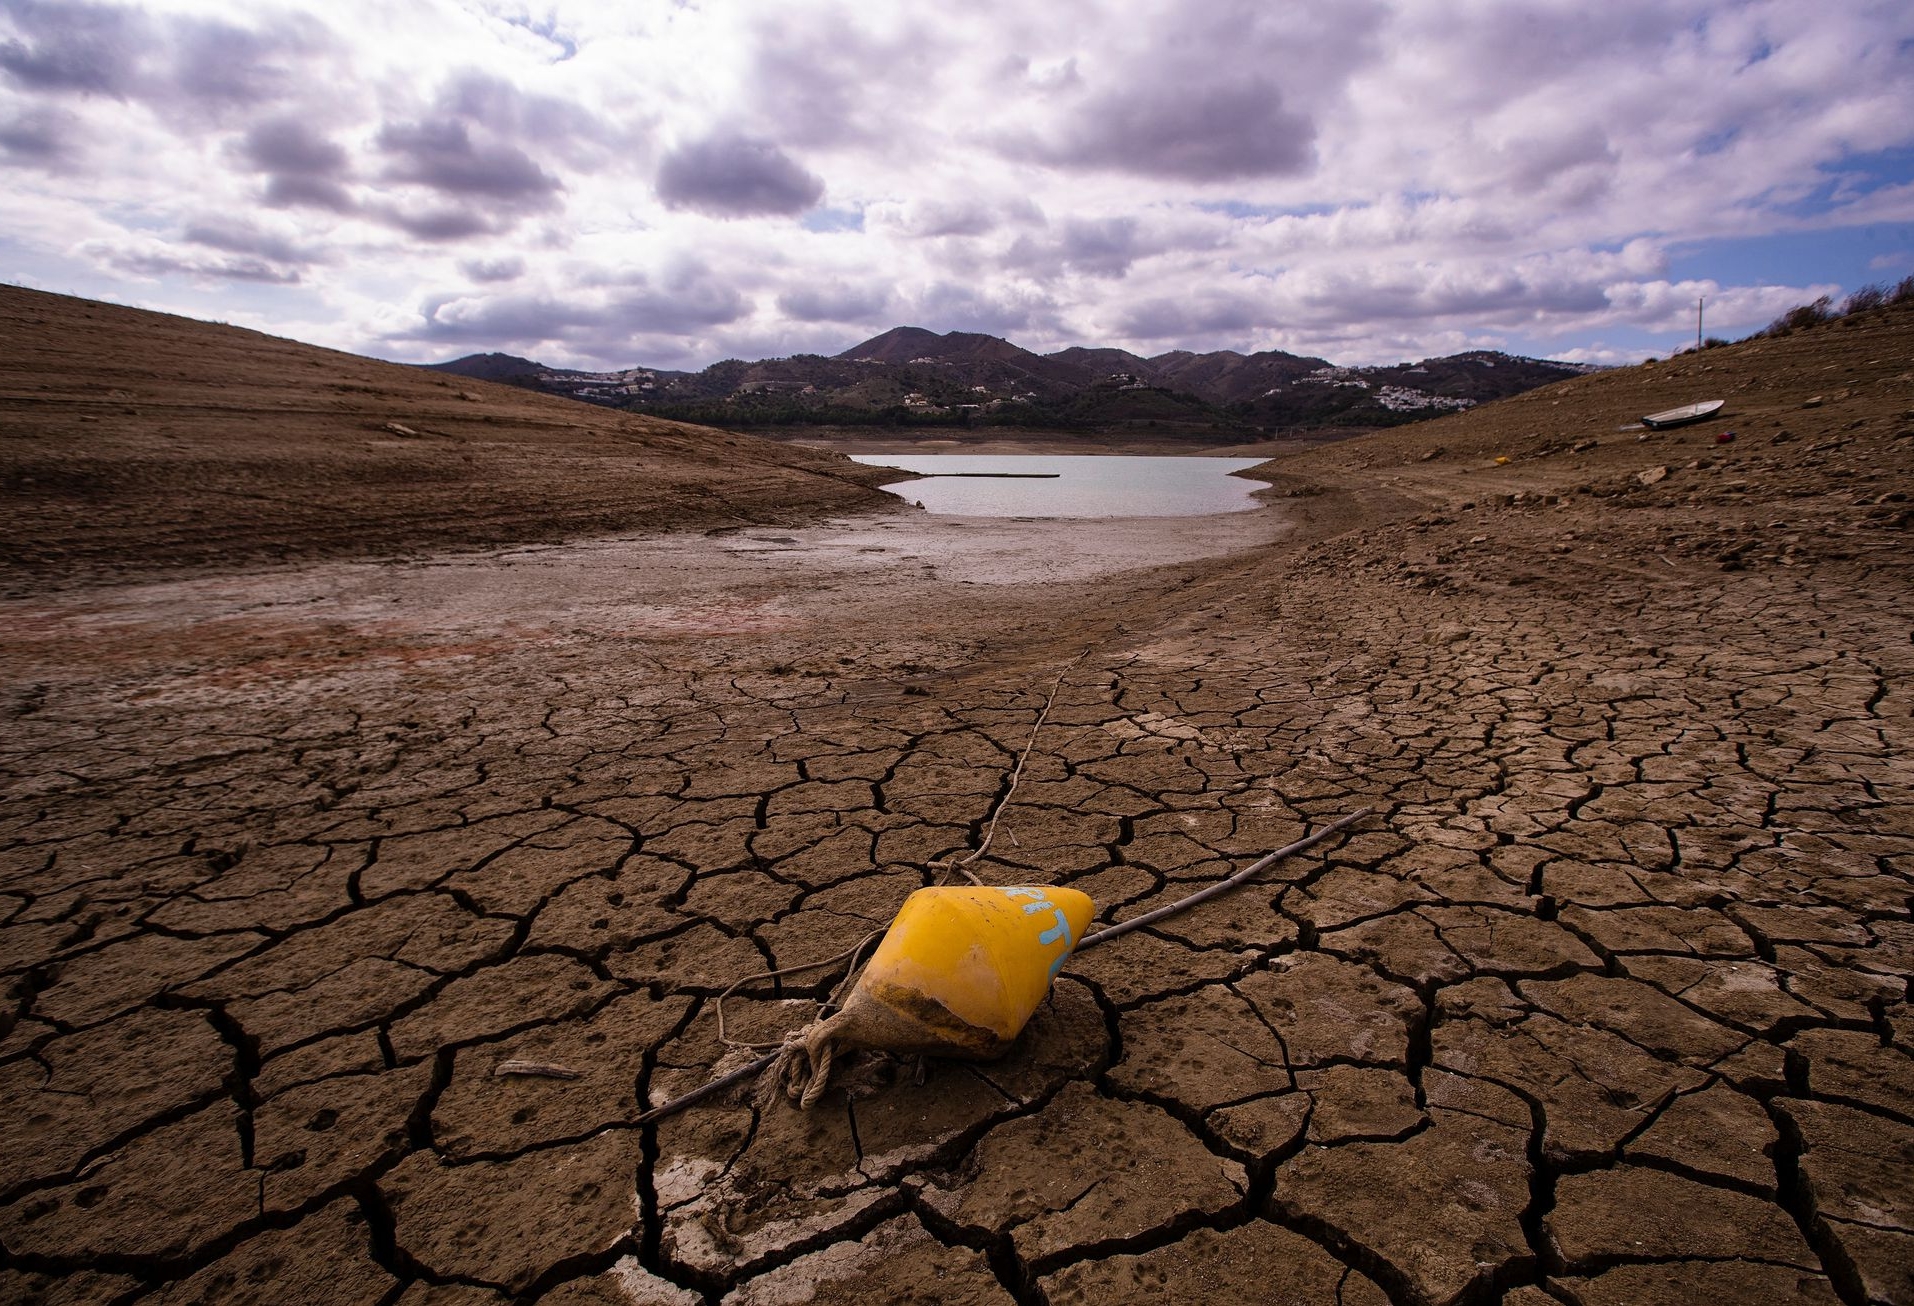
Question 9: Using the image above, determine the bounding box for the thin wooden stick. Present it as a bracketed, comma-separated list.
[1075, 807, 1372, 951]
[637, 1052, 777, 1125]
[494, 1060, 582, 1080]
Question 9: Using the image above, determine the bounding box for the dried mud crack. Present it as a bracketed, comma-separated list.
[4, 295, 1914, 1304]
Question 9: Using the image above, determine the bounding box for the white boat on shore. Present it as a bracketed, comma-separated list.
[1640, 399, 1725, 429]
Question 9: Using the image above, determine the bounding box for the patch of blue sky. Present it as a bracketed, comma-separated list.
[1667, 225, 1914, 294]
[503, 13, 578, 61]
[1820, 145, 1914, 194]
[1194, 200, 1340, 221]
[1693, 126, 1738, 157]
[1765, 146, 1914, 219]
[801, 206, 864, 233]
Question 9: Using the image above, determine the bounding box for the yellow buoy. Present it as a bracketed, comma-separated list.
[774, 884, 1094, 1103]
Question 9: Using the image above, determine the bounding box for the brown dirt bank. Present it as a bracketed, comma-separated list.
[1, 297, 1912, 1305]
[0, 285, 900, 596]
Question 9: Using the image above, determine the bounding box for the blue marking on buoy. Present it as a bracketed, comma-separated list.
[1039, 908, 1071, 948]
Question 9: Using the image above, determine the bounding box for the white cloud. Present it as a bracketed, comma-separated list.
[0, 0, 1910, 370]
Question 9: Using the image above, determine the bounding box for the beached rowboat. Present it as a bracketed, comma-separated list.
[1640, 399, 1725, 429]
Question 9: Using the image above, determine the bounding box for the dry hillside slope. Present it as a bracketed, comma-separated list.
[1262, 298, 1913, 513]
[0, 284, 899, 593]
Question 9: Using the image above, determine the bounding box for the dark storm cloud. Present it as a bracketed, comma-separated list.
[380, 205, 500, 242]
[1028, 75, 1317, 182]
[362, 115, 560, 241]
[1007, 217, 1158, 279]
[621, 274, 750, 334]
[1054, 218, 1144, 276]
[897, 199, 998, 238]
[776, 281, 893, 323]
[377, 118, 559, 203]
[90, 241, 301, 284]
[908, 281, 1052, 337]
[241, 117, 347, 177]
[434, 71, 617, 165]
[238, 117, 356, 211]
[1492, 125, 1619, 207]
[0, 0, 329, 116]
[459, 256, 526, 283]
[655, 132, 823, 218]
[0, 104, 82, 166]
[350, 72, 625, 241]
[182, 218, 318, 267]
[164, 11, 319, 109]
[0, 0, 141, 95]
[1116, 291, 1265, 340]
[1285, 264, 1612, 327]
[879, 195, 1043, 241]
[240, 71, 608, 238]
[1449, 2, 1691, 77]
[749, 34, 866, 147]
[744, 11, 928, 149]
[999, 0, 1387, 184]
[264, 172, 355, 211]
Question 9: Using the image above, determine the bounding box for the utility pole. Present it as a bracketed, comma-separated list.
[1697, 297, 1704, 350]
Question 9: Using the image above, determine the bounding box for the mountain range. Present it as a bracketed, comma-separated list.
[427, 326, 1600, 441]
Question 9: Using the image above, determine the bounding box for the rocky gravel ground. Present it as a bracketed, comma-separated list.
[2, 303, 1911, 1305]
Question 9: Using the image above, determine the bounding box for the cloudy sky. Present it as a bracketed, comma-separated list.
[4, 0, 1912, 371]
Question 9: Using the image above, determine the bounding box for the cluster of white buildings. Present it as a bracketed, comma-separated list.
[549, 366, 659, 398]
[1374, 386, 1476, 412]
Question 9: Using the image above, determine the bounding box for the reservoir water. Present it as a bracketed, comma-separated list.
[851, 454, 1269, 518]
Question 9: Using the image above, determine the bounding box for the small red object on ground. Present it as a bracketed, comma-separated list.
[1715, 430, 1736, 443]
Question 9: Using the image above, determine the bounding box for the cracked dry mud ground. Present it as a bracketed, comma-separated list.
[4, 319, 1914, 1306]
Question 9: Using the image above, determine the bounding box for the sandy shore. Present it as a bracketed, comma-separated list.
[3, 304, 1912, 1304]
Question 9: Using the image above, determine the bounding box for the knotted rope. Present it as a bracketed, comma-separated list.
[708, 927, 884, 1110]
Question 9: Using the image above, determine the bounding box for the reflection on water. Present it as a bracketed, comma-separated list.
[850, 454, 1269, 518]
